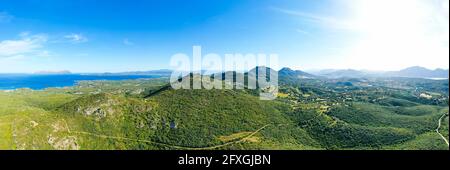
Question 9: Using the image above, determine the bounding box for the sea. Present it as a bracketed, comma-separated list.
[0, 74, 159, 90]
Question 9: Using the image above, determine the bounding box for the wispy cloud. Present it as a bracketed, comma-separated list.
[74, 53, 89, 57]
[0, 55, 25, 62]
[270, 7, 353, 30]
[35, 50, 52, 57]
[64, 33, 88, 43]
[0, 11, 13, 23]
[0, 33, 48, 58]
[123, 38, 134, 45]
[296, 29, 310, 34]
[19, 31, 31, 37]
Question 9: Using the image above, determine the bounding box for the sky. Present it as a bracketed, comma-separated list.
[0, 0, 448, 73]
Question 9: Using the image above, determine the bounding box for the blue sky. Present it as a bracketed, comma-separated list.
[0, 0, 448, 73]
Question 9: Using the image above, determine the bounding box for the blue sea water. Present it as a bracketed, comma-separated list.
[0, 74, 159, 90]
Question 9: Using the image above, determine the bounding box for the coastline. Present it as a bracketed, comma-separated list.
[0, 74, 161, 91]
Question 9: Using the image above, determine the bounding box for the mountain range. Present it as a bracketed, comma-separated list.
[36, 66, 447, 79]
[309, 66, 448, 79]
[384, 66, 449, 78]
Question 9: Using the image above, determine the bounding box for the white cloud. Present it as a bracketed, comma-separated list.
[123, 38, 134, 45]
[0, 33, 48, 58]
[0, 12, 13, 23]
[64, 33, 88, 43]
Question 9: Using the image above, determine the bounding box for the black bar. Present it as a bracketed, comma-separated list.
[0, 150, 448, 169]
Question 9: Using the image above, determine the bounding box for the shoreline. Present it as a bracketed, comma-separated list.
[0, 75, 162, 92]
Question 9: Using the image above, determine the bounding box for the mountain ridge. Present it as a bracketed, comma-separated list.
[311, 66, 449, 79]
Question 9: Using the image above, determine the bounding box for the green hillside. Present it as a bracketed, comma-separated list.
[0, 71, 448, 150]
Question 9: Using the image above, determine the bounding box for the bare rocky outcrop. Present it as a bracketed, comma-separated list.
[47, 135, 80, 150]
[73, 96, 119, 119]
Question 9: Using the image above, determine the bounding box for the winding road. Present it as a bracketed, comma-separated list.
[436, 113, 449, 147]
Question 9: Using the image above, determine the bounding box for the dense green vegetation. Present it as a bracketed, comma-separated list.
[0, 71, 448, 150]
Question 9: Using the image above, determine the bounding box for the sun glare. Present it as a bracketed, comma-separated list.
[342, 0, 449, 70]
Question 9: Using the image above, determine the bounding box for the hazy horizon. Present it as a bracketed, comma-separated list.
[0, 65, 448, 74]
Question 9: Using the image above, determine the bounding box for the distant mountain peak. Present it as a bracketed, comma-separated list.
[279, 67, 294, 72]
[387, 66, 449, 78]
[319, 69, 366, 78]
[278, 67, 317, 79]
[401, 66, 429, 71]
